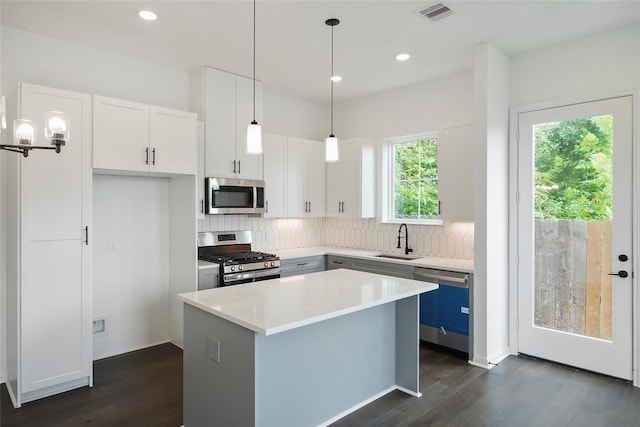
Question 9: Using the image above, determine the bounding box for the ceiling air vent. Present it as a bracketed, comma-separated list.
[417, 2, 455, 21]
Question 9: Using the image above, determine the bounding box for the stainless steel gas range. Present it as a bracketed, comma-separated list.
[197, 231, 280, 289]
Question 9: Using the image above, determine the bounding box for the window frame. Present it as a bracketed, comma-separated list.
[383, 132, 443, 226]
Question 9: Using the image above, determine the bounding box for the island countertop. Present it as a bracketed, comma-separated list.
[178, 268, 438, 336]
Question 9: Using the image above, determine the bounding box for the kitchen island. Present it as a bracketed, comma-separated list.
[178, 269, 438, 427]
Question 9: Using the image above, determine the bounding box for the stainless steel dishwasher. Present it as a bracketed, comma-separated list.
[414, 267, 472, 354]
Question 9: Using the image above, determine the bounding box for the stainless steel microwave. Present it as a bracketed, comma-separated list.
[204, 177, 265, 215]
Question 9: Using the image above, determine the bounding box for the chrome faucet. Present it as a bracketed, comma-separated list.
[397, 223, 413, 255]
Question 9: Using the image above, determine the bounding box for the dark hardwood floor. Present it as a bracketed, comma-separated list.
[1, 343, 183, 427]
[2, 342, 640, 426]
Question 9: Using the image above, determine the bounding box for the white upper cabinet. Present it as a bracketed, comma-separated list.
[192, 67, 263, 180]
[149, 105, 198, 174]
[287, 137, 325, 218]
[326, 137, 376, 218]
[262, 133, 287, 218]
[437, 124, 474, 221]
[93, 95, 197, 175]
[93, 96, 149, 172]
[234, 75, 263, 179]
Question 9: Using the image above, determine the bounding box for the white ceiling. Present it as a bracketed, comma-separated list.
[2, 1, 639, 106]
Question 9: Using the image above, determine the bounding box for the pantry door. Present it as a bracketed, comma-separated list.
[516, 96, 633, 380]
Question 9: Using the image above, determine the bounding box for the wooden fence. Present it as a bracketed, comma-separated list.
[535, 219, 612, 340]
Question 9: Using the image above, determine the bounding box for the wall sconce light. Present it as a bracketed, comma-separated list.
[0, 96, 69, 158]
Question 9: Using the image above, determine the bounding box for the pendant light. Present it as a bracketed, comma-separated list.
[246, 0, 262, 154]
[325, 18, 340, 162]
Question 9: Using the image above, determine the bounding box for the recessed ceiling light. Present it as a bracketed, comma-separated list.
[396, 53, 411, 61]
[138, 10, 157, 21]
[330, 75, 342, 82]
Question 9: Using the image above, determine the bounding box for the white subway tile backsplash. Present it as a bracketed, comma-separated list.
[198, 216, 474, 260]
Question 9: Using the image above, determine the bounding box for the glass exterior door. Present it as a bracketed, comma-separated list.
[517, 96, 633, 380]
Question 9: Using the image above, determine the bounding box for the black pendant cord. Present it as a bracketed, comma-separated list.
[325, 18, 339, 137]
[252, 0, 257, 124]
[330, 23, 334, 136]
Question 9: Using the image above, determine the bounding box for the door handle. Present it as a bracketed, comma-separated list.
[237, 160, 241, 174]
[84, 226, 89, 246]
[608, 270, 629, 278]
[152, 148, 156, 165]
[145, 147, 149, 165]
[233, 160, 236, 174]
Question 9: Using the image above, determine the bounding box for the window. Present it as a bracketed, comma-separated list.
[386, 132, 441, 224]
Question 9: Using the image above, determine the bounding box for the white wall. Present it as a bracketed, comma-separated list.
[92, 175, 170, 360]
[473, 43, 510, 368]
[335, 70, 474, 140]
[263, 91, 327, 141]
[0, 26, 191, 110]
[510, 25, 639, 107]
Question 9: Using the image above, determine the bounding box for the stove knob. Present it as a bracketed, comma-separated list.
[231, 266, 235, 272]
[270, 261, 275, 267]
[264, 262, 269, 267]
[238, 265, 243, 271]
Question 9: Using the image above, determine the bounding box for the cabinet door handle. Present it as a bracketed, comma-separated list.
[200, 199, 204, 214]
[265, 200, 269, 213]
[84, 226, 89, 246]
[438, 200, 442, 215]
[308, 201, 311, 213]
[304, 201, 308, 213]
[238, 160, 241, 174]
[145, 147, 149, 165]
[152, 148, 156, 165]
[233, 160, 237, 174]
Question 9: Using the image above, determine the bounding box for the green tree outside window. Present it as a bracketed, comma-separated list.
[393, 138, 438, 219]
[534, 115, 613, 220]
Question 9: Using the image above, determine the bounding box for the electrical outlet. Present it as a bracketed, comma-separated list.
[92, 317, 108, 336]
[207, 336, 221, 363]
[461, 307, 470, 314]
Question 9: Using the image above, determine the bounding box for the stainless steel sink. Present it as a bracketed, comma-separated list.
[374, 254, 422, 261]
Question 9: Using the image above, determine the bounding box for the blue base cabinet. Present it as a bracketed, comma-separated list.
[415, 268, 471, 354]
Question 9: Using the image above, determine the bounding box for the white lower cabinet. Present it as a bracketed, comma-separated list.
[6, 83, 93, 407]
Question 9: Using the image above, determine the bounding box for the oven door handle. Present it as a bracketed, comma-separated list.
[224, 268, 281, 284]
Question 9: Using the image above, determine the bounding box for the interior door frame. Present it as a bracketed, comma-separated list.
[508, 91, 639, 386]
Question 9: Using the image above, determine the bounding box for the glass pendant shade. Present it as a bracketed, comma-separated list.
[45, 111, 69, 144]
[14, 119, 36, 145]
[246, 121, 263, 154]
[325, 135, 339, 162]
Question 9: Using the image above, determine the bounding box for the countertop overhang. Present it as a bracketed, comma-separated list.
[179, 268, 438, 336]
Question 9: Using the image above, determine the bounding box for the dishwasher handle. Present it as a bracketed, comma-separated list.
[414, 268, 468, 288]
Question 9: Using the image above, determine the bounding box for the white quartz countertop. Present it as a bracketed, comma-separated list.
[178, 269, 438, 336]
[277, 246, 474, 273]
